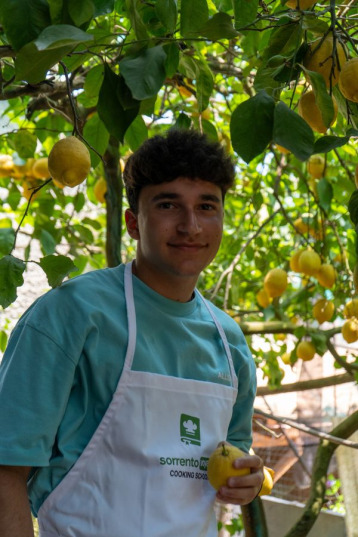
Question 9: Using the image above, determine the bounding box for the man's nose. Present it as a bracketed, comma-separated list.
[177, 209, 202, 234]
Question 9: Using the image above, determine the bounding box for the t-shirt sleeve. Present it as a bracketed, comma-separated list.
[225, 326, 257, 453]
[0, 320, 77, 466]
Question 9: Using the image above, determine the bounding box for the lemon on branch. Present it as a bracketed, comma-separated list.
[286, 0, 315, 8]
[256, 288, 272, 308]
[313, 298, 334, 324]
[290, 250, 303, 273]
[338, 58, 358, 103]
[298, 249, 321, 276]
[48, 136, 91, 187]
[264, 268, 288, 298]
[207, 443, 250, 491]
[307, 155, 325, 179]
[317, 264, 336, 288]
[341, 319, 358, 343]
[93, 177, 107, 203]
[303, 35, 346, 87]
[298, 91, 338, 134]
[32, 157, 50, 179]
[297, 341, 316, 361]
[343, 298, 358, 319]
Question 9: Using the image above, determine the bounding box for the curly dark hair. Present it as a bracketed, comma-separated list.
[123, 129, 235, 212]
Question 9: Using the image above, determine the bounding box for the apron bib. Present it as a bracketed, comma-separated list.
[38, 262, 238, 537]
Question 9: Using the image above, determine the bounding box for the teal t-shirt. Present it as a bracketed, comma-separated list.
[0, 263, 256, 516]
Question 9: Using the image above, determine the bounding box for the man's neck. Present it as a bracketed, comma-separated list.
[132, 261, 197, 303]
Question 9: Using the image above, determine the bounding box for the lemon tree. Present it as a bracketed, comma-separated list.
[0, 2, 358, 536]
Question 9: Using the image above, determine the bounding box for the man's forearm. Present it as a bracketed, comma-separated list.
[0, 466, 34, 537]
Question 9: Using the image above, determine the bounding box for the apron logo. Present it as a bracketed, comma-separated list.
[180, 414, 201, 446]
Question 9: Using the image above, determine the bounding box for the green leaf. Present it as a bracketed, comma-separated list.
[273, 101, 315, 161]
[8, 131, 37, 159]
[232, 0, 259, 29]
[201, 119, 218, 142]
[40, 229, 56, 255]
[124, 116, 148, 151]
[164, 42, 180, 78]
[47, 0, 63, 25]
[92, 0, 115, 16]
[155, 0, 177, 33]
[78, 64, 104, 107]
[199, 12, 239, 40]
[0, 0, 51, 51]
[125, 0, 149, 41]
[262, 20, 302, 63]
[0, 228, 15, 256]
[97, 64, 139, 142]
[230, 91, 275, 163]
[313, 135, 350, 154]
[39, 254, 78, 288]
[194, 57, 214, 112]
[119, 45, 167, 100]
[68, 0, 94, 26]
[317, 178, 333, 213]
[34, 24, 93, 51]
[15, 41, 74, 84]
[83, 113, 110, 168]
[0, 330, 8, 353]
[301, 13, 329, 33]
[173, 112, 192, 130]
[348, 191, 358, 226]
[180, 0, 209, 37]
[0, 255, 25, 308]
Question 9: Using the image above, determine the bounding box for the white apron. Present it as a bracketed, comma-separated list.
[38, 262, 238, 537]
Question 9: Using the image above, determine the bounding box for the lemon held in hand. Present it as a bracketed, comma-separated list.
[48, 136, 91, 187]
[207, 443, 250, 491]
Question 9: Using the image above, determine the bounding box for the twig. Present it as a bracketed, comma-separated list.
[254, 408, 358, 449]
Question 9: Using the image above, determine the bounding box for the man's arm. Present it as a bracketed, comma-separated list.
[0, 465, 34, 537]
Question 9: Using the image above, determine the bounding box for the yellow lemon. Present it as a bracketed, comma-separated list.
[298, 249, 321, 276]
[298, 91, 338, 134]
[281, 352, 292, 365]
[343, 298, 358, 319]
[264, 268, 288, 298]
[294, 217, 309, 235]
[48, 136, 91, 187]
[317, 264, 336, 288]
[338, 58, 358, 103]
[0, 154, 14, 177]
[290, 250, 303, 272]
[256, 288, 272, 308]
[259, 467, 275, 496]
[297, 341, 316, 361]
[93, 177, 107, 203]
[307, 155, 325, 179]
[32, 157, 50, 179]
[304, 35, 346, 87]
[207, 443, 250, 491]
[13, 159, 34, 178]
[313, 299, 335, 324]
[341, 319, 358, 343]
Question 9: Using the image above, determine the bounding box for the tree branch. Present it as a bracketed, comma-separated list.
[257, 372, 354, 396]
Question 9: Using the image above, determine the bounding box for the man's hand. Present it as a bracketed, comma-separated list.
[0, 465, 34, 537]
[215, 452, 264, 505]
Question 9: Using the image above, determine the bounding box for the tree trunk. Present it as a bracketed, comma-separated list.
[241, 498, 269, 537]
[284, 410, 358, 537]
[104, 138, 122, 267]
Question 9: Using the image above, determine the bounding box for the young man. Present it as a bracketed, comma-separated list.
[0, 129, 263, 537]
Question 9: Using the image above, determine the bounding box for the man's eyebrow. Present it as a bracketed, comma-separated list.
[151, 192, 222, 203]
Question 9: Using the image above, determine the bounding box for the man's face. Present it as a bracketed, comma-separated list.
[125, 177, 224, 290]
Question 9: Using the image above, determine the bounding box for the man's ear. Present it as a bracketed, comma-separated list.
[125, 208, 140, 240]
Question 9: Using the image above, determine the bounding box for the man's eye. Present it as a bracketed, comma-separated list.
[201, 203, 215, 210]
[158, 202, 174, 209]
